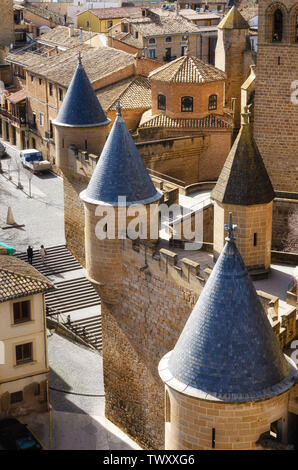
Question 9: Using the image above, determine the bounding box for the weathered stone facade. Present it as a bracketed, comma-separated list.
[0, 0, 14, 54]
[254, 0, 298, 192]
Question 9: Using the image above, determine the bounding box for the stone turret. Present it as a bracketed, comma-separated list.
[159, 216, 297, 450]
[52, 54, 110, 264]
[211, 108, 275, 276]
[53, 53, 110, 175]
[215, 6, 251, 130]
[80, 103, 162, 304]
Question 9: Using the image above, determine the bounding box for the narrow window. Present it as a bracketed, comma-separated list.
[49, 121, 53, 139]
[16, 342, 33, 365]
[181, 96, 193, 112]
[212, 428, 216, 448]
[13, 300, 31, 324]
[59, 88, 63, 101]
[208, 94, 217, 110]
[253, 233, 257, 246]
[135, 31, 139, 39]
[273, 9, 283, 42]
[35, 383, 41, 396]
[40, 113, 44, 126]
[62, 138, 64, 148]
[39, 78, 42, 85]
[165, 391, 171, 423]
[30, 75, 34, 83]
[85, 139, 88, 150]
[295, 14, 298, 42]
[11, 391, 23, 404]
[49, 83, 53, 96]
[158, 94, 166, 111]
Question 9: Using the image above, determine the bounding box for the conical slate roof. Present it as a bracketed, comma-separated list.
[211, 119, 275, 205]
[54, 56, 109, 128]
[80, 108, 162, 205]
[159, 235, 297, 402]
[218, 6, 249, 29]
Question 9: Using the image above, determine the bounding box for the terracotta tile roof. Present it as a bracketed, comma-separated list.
[7, 45, 135, 88]
[128, 15, 200, 36]
[36, 25, 97, 49]
[7, 89, 27, 104]
[97, 76, 151, 111]
[0, 255, 54, 303]
[86, 7, 142, 20]
[149, 55, 226, 84]
[179, 9, 221, 21]
[139, 110, 232, 129]
[115, 32, 143, 49]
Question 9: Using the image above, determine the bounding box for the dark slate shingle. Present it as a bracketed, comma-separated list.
[166, 239, 293, 399]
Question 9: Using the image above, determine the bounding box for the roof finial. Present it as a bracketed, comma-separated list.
[78, 51, 82, 65]
[224, 212, 237, 242]
[241, 103, 252, 126]
[116, 98, 122, 116]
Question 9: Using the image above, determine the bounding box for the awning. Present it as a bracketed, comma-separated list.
[7, 89, 27, 105]
[0, 242, 16, 255]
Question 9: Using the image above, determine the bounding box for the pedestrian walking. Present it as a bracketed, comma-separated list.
[27, 245, 33, 265]
[40, 245, 47, 264]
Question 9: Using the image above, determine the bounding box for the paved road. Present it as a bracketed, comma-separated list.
[0, 140, 65, 252]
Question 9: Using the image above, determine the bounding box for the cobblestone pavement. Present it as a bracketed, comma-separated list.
[0, 140, 65, 252]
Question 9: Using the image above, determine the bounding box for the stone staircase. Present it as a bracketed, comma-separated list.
[64, 315, 102, 351]
[45, 277, 100, 315]
[16, 245, 102, 351]
[16, 245, 81, 277]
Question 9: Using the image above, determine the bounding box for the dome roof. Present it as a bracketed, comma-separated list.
[159, 230, 297, 402]
[54, 55, 109, 128]
[80, 106, 162, 206]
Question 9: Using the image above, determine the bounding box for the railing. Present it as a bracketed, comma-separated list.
[0, 108, 27, 127]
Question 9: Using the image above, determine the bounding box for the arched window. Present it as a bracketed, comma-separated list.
[158, 94, 166, 111]
[181, 96, 193, 112]
[295, 13, 298, 42]
[208, 94, 217, 110]
[273, 9, 283, 42]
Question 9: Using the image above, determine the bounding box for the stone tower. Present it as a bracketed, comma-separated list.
[0, 0, 14, 54]
[215, 6, 252, 130]
[254, 0, 298, 192]
[159, 218, 298, 450]
[53, 54, 110, 264]
[80, 104, 162, 304]
[211, 109, 275, 276]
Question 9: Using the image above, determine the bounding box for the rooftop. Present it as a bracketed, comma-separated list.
[149, 55, 226, 84]
[54, 55, 109, 128]
[0, 255, 54, 303]
[81, 6, 142, 20]
[96, 76, 151, 112]
[211, 115, 275, 205]
[140, 110, 232, 129]
[126, 13, 200, 36]
[36, 25, 98, 49]
[80, 108, 162, 206]
[159, 232, 297, 402]
[7, 89, 27, 104]
[217, 6, 249, 29]
[6, 45, 135, 89]
[179, 9, 221, 21]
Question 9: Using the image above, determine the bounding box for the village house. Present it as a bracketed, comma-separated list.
[108, 8, 208, 62]
[77, 6, 142, 34]
[0, 255, 53, 418]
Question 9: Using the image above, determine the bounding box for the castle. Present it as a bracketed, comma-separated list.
[52, 1, 298, 450]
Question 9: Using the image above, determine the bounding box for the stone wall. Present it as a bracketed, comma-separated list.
[254, 0, 298, 192]
[165, 386, 293, 449]
[272, 198, 298, 252]
[0, 0, 14, 51]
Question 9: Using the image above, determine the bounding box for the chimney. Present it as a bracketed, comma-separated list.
[80, 27, 83, 44]
[69, 25, 75, 37]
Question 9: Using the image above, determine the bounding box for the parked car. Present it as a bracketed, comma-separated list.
[0, 418, 45, 450]
[20, 149, 51, 174]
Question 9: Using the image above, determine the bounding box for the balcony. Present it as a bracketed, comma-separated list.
[0, 107, 27, 127]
